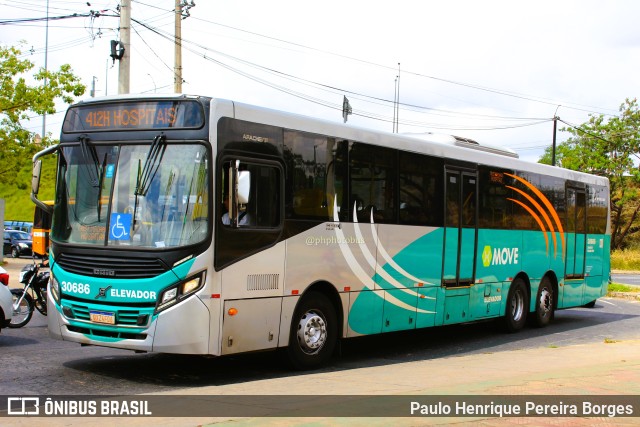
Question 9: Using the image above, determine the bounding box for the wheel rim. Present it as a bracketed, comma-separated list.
[538, 287, 553, 318]
[12, 248, 19, 258]
[11, 293, 30, 324]
[296, 309, 327, 355]
[511, 289, 525, 322]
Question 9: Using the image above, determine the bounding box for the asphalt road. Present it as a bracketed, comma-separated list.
[1, 290, 640, 396]
[2, 256, 640, 395]
[612, 273, 640, 286]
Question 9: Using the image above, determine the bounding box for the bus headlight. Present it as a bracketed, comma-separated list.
[50, 274, 60, 305]
[155, 271, 206, 313]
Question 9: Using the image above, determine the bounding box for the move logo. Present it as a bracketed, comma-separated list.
[482, 245, 520, 267]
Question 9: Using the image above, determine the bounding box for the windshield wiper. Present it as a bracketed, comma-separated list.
[133, 133, 167, 227]
[135, 133, 167, 196]
[97, 152, 108, 222]
[79, 135, 100, 187]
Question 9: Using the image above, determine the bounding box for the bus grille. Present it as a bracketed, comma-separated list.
[67, 325, 146, 340]
[68, 304, 150, 326]
[56, 253, 168, 279]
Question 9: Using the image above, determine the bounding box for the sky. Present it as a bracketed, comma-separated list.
[2, 0, 640, 163]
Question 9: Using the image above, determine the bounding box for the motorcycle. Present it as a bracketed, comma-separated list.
[9, 258, 50, 328]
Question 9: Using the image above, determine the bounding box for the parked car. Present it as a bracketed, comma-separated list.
[3, 229, 33, 258]
[0, 266, 11, 331]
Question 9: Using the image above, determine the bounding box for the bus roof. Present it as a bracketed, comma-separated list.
[219, 98, 608, 188]
[65, 95, 608, 188]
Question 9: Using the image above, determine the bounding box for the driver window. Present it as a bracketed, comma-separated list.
[220, 161, 281, 228]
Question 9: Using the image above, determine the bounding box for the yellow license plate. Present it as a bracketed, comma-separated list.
[89, 310, 115, 324]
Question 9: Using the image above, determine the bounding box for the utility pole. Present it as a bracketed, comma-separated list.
[174, 1, 195, 93]
[551, 106, 560, 166]
[552, 115, 558, 166]
[42, 0, 50, 140]
[174, 0, 182, 93]
[118, 0, 131, 94]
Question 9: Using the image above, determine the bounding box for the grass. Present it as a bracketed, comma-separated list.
[608, 283, 640, 293]
[611, 249, 640, 271]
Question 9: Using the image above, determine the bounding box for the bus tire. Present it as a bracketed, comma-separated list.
[504, 278, 528, 332]
[531, 277, 554, 328]
[287, 291, 337, 370]
[583, 300, 597, 308]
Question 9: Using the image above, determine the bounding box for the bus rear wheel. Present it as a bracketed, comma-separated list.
[504, 278, 528, 332]
[287, 291, 337, 370]
[531, 277, 554, 328]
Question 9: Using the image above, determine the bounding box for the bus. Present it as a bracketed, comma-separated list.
[31, 94, 610, 369]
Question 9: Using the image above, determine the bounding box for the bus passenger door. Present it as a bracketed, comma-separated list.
[442, 168, 477, 324]
[564, 187, 587, 305]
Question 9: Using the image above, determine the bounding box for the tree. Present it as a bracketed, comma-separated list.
[540, 98, 640, 249]
[0, 44, 85, 185]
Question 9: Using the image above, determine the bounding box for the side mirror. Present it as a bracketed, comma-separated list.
[30, 144, 58, 215]
[32, 159, 42, 197]
[237, 170, 250, 204]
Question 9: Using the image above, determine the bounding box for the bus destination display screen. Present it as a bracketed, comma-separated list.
[62, 100, 205, 132]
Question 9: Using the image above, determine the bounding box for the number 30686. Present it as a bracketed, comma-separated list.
[61, 281, 91, 294]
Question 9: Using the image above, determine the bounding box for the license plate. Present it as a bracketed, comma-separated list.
[89, 310, 115, 325]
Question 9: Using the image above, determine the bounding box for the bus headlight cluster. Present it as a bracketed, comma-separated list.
[50, 274, 60, 305]
[155, 271, 206, 313]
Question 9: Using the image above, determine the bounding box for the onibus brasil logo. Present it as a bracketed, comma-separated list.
[482, 245, 519, 267]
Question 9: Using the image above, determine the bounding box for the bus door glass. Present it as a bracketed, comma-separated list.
[566, 187, 587, 278]
[443, 169, 477, 287]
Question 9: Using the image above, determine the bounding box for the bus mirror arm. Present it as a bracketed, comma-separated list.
[31, 144, 59, 215]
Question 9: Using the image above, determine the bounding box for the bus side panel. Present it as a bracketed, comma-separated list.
[375, 225, 443, 333]
[221, 297, 282, 355]
[582, 234, 609, 304]
[521, 230, 552, 281]
[284, 222, 377, 337]
[476, 229, 523, 284]
[347, 289, 385, 336]
[217, 242, 286, 354]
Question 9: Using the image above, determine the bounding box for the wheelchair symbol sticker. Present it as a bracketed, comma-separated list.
[110, 213, 132, 240]
[105, 164, 115, 178]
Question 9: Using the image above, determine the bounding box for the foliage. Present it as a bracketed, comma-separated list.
[610, 249, 640, 271]
[540, 98, 640, 249]
[0, 44, 85, 185]
[0, 153, 56, 221]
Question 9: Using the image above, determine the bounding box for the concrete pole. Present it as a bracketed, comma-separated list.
[118, 0, 131, 94]
[174, 0, 183, 93]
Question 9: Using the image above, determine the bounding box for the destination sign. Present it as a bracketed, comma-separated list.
[62, 100, 204, 132]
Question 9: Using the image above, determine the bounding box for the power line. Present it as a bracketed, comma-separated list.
[184, 14, 620, 117]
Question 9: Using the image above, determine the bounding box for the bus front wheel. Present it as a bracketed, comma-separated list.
[504, 278, 528, 332]
[287, 291, 337, 370]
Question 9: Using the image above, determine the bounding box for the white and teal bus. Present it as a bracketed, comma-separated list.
[32, 94, 610, 369]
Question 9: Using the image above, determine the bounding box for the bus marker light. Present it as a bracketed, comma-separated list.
[343, 287, 351, 292]
[291, 290, 299, 295]
[211, 294, 220, 299]
[228, 308, 238, 316]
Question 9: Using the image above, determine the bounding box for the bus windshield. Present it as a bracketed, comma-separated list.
[51, 141, 209, 249]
